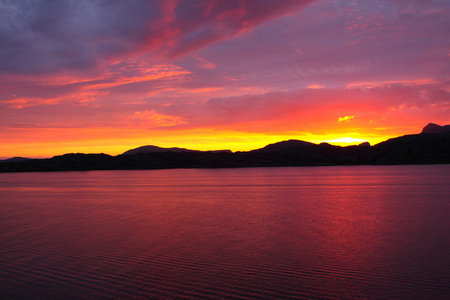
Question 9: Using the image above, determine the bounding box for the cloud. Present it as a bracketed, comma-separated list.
[126, 109, 187, 127]
[308, 84, 325, 89]
[0, 0, 314, 75]
[0, 60, 191, 109]
[158, 82, 450, 133]
[193, 0, 450, 91]
[338, 116, 354, 122]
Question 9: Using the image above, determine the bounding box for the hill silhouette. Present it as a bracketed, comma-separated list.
[122, 145, 232, 155]
[421, 123, 450, 134]
[1, 124, 449, 172]
[122, 145, 197, 155]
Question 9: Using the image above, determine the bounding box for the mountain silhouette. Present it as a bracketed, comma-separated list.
[0, 157, 30, 163]
[122, 145, 198, 155]
[1, 124, 449, 172]
[421, 123, 450, 134]
[251, 140, 317, 153]
[122, 145, 232, 155]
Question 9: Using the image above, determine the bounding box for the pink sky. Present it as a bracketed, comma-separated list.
[1, 0, 449, 158]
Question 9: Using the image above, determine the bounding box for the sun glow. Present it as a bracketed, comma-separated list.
[0, 122, 400, 158]
[323, 137, 367, 146]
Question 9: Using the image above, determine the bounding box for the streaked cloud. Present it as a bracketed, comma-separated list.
[127, 110, 187, 127]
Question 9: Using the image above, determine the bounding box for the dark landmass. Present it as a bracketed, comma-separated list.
[122, 145, 232, 155]
[0, 157, 31, 163]
[421, 123, 450, 134]
[1, 123, 449, 172]
[122, 145, 197, 155]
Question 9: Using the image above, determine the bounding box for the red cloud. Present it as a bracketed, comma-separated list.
[158, 82, 450, 133]
[163, 0, 314, 58]
[0, 0, 314, 76]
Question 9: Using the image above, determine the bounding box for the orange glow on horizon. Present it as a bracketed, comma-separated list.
[0, 124, 403, 159]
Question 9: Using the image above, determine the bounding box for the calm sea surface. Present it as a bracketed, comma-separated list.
[0, 165, 449, 299]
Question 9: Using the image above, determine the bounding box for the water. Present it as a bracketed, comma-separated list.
[0, 165, 449, 299]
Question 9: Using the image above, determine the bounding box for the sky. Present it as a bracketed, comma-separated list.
[1, 0, 449, 158]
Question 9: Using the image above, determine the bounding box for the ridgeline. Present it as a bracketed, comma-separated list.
[1, 124, 449, 172]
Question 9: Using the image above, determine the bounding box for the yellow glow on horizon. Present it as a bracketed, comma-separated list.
[0, 125, 401, 158]
[322, 137, 367, 146]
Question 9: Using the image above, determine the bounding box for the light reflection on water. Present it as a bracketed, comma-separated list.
[0, 165, 449, 299]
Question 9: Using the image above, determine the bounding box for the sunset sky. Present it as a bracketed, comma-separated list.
[1, 0, 449, 158]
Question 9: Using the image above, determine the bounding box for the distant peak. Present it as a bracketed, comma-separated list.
[121, 145, 232, 155]
[0, 157, 30, 163]
[421, 123, 450, 134]
[252, 139, 316, 153]
[358, 142, 371, 147]
[122, 145, 196, 155]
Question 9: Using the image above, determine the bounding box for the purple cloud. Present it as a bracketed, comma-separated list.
[0, 0, 313, 75]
